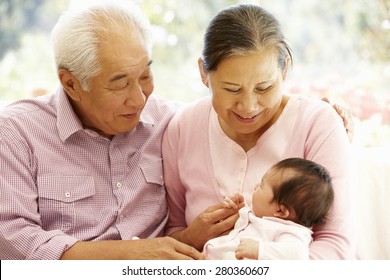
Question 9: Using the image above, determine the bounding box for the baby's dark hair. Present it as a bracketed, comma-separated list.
[271, 158, 334, 227]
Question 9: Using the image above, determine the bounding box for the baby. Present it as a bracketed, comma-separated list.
[203, 158, 334, 260]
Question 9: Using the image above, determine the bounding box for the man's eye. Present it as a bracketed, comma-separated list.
[109, 82, 129, 91]
[140, 75, 151, 82]
[118, 82, 130, 89]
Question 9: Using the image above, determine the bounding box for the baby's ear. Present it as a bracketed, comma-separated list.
[274, 204, 290, 219]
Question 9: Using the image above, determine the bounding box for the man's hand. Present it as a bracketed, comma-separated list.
[127, 237, 206, 259]
[60, 236, 205, 260]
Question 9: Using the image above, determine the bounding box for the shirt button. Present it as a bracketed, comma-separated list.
[116, 182, 122, 188]
[65, 192, 71, 198]
[240, 168, 244, 172]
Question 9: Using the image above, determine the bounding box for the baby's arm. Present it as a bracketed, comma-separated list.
[235, 238, 259, 260]
[222, 193, 245, 209]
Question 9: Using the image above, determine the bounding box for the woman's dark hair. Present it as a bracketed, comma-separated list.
[271, 158, 334, 227]
[201, 4, 292, 72]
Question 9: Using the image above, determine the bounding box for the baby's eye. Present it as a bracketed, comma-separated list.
[258, 178, 265, 189]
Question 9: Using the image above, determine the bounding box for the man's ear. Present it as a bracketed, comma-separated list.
[58, 68, 82, 102]
[198, 58, 209, 88]
[274, 204, 290, 219]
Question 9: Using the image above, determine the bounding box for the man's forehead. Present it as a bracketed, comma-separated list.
[108, 60, 153, 82]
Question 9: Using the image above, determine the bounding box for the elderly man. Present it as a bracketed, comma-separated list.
[0, 1, 204, 260]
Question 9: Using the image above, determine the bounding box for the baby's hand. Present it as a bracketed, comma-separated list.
[235, 238, 259, 260]
[222, 193, 245, 209]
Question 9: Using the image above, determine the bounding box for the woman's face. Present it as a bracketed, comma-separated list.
[200, 48, 287, 141]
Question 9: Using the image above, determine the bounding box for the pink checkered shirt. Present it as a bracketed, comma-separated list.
[0, 88, 177, 259]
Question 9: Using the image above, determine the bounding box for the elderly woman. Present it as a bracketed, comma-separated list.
[162, 4, 355, 259]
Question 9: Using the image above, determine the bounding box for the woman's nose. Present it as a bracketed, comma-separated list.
[237, 92, 261, 112]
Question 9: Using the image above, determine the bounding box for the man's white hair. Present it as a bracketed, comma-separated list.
[51, 1, 152, 91]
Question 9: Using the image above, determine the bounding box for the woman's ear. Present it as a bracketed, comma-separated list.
[58, 69, 82, 102]
[274, 204, 290, 219]
[198, 58, 209, 88]
[282, 56, 290, 81]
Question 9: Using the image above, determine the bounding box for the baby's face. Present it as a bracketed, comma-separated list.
[251, 168, 280, 218]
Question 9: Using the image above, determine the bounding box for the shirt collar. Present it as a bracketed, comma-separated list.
[56, 87, 84, 142]
[138, 97, 156, 126]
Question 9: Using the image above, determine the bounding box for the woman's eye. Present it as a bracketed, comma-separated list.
[224, 88, 240, 93]
[256, 85, 272, 92]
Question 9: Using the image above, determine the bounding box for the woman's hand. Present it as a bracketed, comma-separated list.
[322, 97, 354, 143]
[170, 200, 245, 251]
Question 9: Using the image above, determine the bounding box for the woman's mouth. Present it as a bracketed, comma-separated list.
[233, 112, 260, 123]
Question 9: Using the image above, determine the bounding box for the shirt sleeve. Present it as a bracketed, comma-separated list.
[0, 124, 79, 259]
[302, 102, 356, 259]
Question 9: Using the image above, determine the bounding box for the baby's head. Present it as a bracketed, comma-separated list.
[251, 158, 334, 227]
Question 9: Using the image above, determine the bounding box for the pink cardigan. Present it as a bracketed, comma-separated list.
[162, 95, 355, 259]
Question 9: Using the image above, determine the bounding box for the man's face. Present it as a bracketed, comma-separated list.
[73, 27, 154, 138]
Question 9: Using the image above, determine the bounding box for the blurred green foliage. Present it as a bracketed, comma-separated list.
[0, 0, 43, 59]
